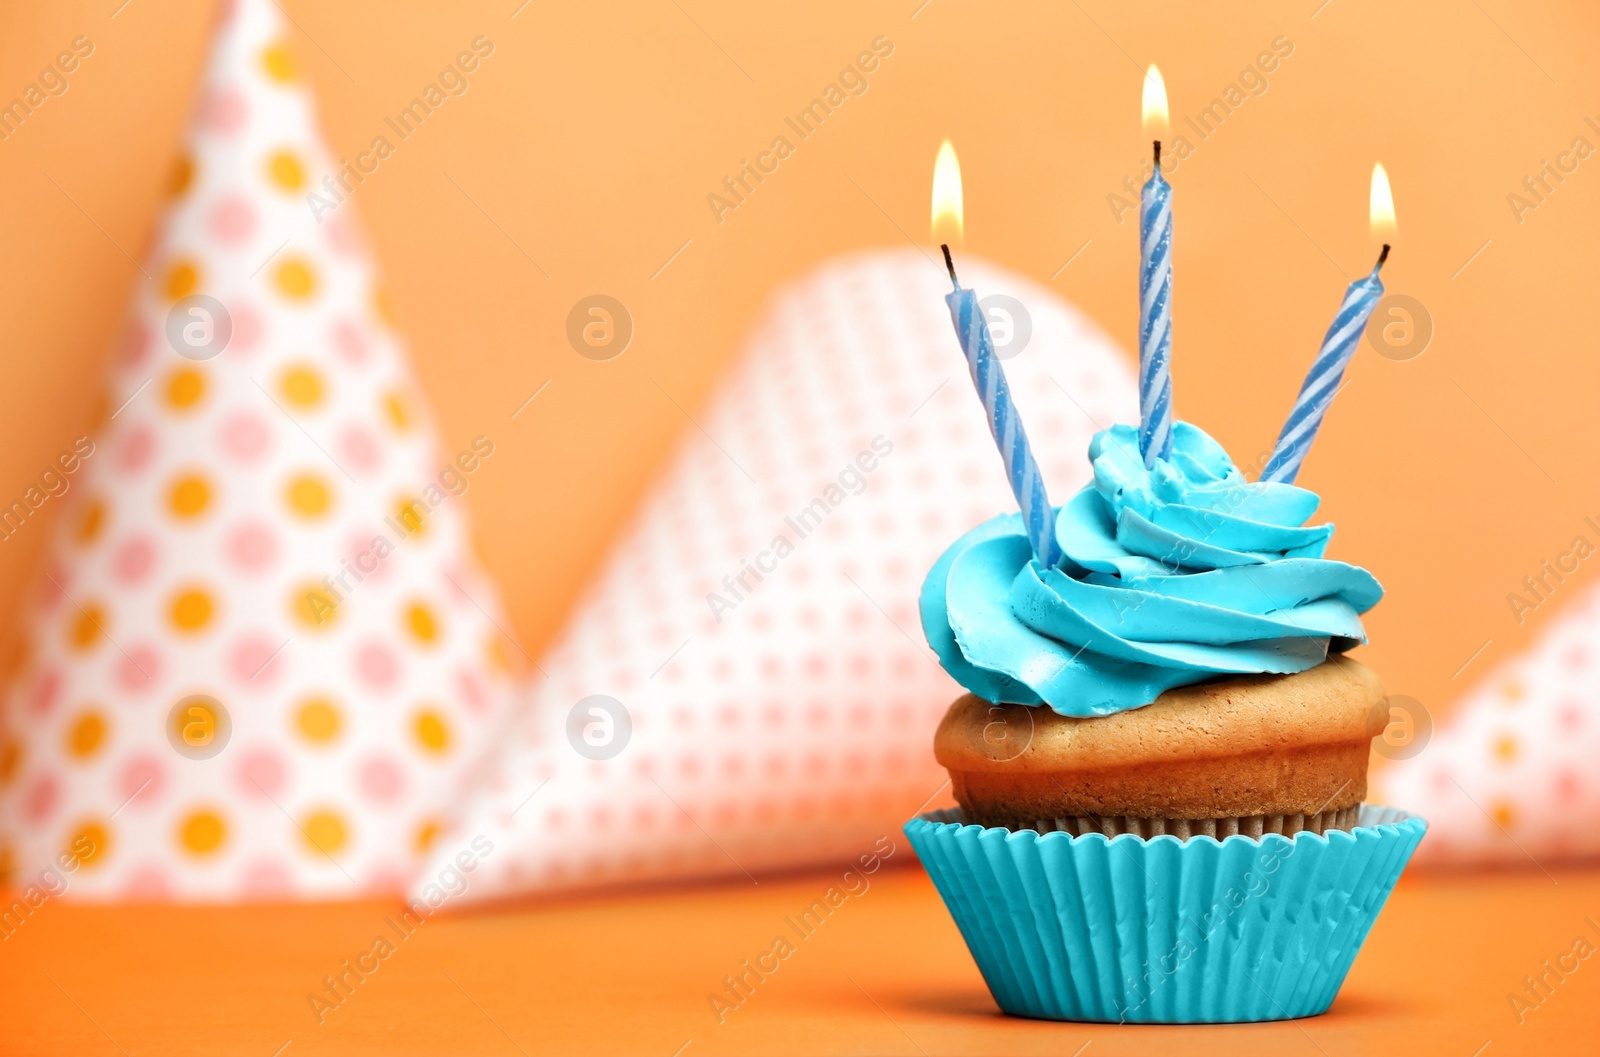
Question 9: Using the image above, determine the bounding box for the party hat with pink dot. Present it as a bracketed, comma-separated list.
[418, 249, 1138, 901]
[0, 0, 518, 900]
[1382, 580, 1600, 866]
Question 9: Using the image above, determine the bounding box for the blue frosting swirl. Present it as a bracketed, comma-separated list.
[919, 421, 1383, 716]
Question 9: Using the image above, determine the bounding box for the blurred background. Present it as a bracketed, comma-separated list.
[0, 0, 1594, 771]
[3, 3, 1600, 1053]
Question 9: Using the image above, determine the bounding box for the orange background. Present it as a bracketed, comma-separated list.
[0, 1, 1596, 720]
[2, 2, 1599, 1053]
[4, 863, 1600, 1055]
[3, 0, 1600, 716]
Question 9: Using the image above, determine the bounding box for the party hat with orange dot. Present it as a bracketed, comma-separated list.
[0, 0, 518, 900]
[1382, 581, 1600, 866]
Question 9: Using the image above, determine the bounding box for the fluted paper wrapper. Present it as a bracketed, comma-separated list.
[0, 0, 522, 901]
[905, 805, 1426, 1023]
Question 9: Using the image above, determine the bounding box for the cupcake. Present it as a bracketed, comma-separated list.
[906, 422, 1426, 1023]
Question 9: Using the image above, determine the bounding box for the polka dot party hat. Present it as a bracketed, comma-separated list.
[419, 248, 1138, 901]
[1382, 581, 1600, 866]
[0, 0, 518, 900]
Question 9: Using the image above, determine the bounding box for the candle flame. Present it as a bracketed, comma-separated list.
[1370, 162, 1396, 240]
[931, 139, 964, 248]
[1141, 65, 1169, 139]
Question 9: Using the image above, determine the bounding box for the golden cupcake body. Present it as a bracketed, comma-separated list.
[934, 655, 1386, 837]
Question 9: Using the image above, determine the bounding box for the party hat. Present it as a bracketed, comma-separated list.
[418, 248, 1138, 902]
[1383, 579, 1600, 866]
[0, 0, 517, 900]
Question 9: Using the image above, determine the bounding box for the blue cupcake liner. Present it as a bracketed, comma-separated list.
[905, 805, 1426, 1023]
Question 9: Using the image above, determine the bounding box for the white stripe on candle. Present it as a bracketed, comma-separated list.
[944, 280, 1061, 567]
[1262, 265, 1384, 483]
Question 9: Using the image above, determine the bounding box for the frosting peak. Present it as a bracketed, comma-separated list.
[920, 422, 1382, 716]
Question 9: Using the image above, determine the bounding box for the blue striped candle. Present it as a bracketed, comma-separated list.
[1139, 145, 1175, 467]
[1261, 246, 1389, 484]
[941, 248, 1061, 569]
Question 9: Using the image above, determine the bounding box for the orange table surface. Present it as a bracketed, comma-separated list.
[2, 862, 1596, 1056]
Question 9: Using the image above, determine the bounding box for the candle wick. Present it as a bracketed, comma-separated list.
[1152, 139, 1161, 167]
[940, 243, 959, 288]
[1375, 243, 1391, 270]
